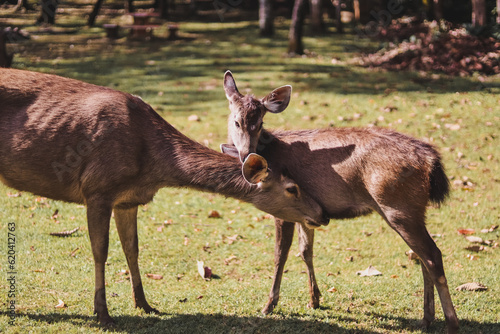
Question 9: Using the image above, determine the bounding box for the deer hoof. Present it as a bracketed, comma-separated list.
[136, 302, 159, 314]
[98, 313, 116, 326]
[420, 317, 432, 330]
[307, 300, 320, 309]
[261, 301, 276, 315]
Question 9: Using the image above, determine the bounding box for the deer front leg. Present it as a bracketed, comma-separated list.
[296, 222, 320, 309]
[86, 199, 114, 325]
[114, 206, 158, 314]
[262, 218, 295, 315]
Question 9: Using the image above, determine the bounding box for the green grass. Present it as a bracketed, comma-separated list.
[1, 2, 499, 333]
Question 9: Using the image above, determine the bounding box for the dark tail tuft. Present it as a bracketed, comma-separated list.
[429, 158, 450, 206]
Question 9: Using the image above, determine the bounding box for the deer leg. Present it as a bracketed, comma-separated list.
[262, 218, 295, 315]
[86, 199, 114, 325]
[114, 206, 158, 314]
[383, 212, 459, 334]
[296, 222, 320, 309]
[421, 262, 435, 328]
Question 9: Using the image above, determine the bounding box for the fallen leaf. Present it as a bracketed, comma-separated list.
[345, 247, 358, 251]
[196, 295, 203, 299]
[197, 260, 212, 280]
[55, 299, 66, 308]
[33, 269, 45, 273]
[456, 282, 488, 291]
[30, 246, 36, 252]
[224, 255, 238, 265]
[51, 209, 59, 220]
[7, 192, 21, 197]
[464, 245, 484, 252]
[49, 227, 79, 237]
[465, 236, 484, 243]
[226, 234, 242, 245]
[327, 286, 338, 293]
[188, 114, 200, 122]
[356, 265, 382, 277]
[391, 275, 399, 279]
[480, 224, 499, 233]
[145, 273, 163, 280]
[179, 298, 188, 303]
[184, 236, 190, 246]
[176, 274, 184, 280]
[457, 228, 475, 235]
[208, 210, 221, 218]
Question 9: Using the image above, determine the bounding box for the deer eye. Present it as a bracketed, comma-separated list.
[285, 185, 299, 196]
[234, 121, 241, 128]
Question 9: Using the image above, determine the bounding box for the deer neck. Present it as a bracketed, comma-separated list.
[151, 119, 257, 203]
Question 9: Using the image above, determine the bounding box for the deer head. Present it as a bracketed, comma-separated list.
[223, 70, 291, 162]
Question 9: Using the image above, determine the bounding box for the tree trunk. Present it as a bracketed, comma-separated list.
[126, 0, 134, 13]
[471, 0, 487, 26]
[87, 0, 105, 27]
[14, 0, 35, 11]
[259, 0, 274, 36]
[497, 0, 500, 24]
[37, 0, 58, 24]
[0, 30, 13, 68]
[156, 0, 168, 19]
[310, 0, 324, 33]
[288, 0, 307, 55]
[335, 0, 343, 33]
[428, 0, 443, 20]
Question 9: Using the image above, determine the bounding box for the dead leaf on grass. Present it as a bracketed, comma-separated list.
[55, 299, 66, 308]
[208, 210, 221, 218]
[464, 245, 484, 252]
[456, 282, 488, 291]
[49, 227, 79, 237]
[356, 265, 382, 277]
[465, 235, 484, 243]
[457, 228, 475, 235]
[197, 260, 212, 280]
[145, 273, 163, 280]
[327, 286, 338, 293]
[481, 224, 499, 233]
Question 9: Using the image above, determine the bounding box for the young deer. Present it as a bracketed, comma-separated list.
[0, 68, 329, 325]
[222, 71, 459, 334]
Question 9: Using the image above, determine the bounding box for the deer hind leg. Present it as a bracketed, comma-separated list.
[114, 206, 158, 314]
[421, 262, 435, 328]
[262, 218, 295, 315]
[381, 209, 459, 334]
[296, 222, 320, 309]
[86, 198, 114, 325]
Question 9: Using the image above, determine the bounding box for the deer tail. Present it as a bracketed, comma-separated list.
[429, 157, 450, 206]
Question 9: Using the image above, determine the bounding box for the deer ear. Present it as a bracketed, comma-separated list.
[262, 85, 292, 113]
[242, 153, 269, 184]
[223, 70, 242, 102]
[220, 143, 239, 158]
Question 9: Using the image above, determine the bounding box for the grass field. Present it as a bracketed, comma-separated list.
[0, 2, 499, 333]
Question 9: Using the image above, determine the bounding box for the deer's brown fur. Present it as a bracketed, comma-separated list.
[222, 71, 459, 334]
[0, 68, 329, 325]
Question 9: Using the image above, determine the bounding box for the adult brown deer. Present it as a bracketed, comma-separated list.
[0, 68, 329, 325]
[222, 71, 459, 334]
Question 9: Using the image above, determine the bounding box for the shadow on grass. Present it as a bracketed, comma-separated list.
[2, 311, 372, 333]
[2, 310, 498, 333]
[365, 311, 500, 334]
